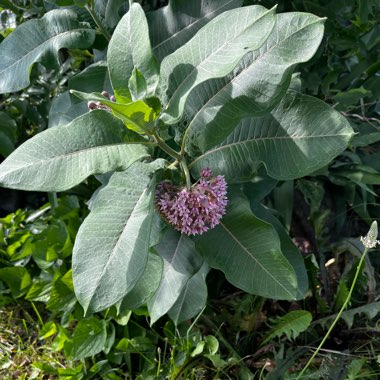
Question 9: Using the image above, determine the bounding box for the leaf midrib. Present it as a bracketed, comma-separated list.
[220, 221, 295, 297]
[2, 142, 148, 174]
[154, 234, 185, 303]
[152, 0, 239, 52]
[164, 7, 272, 113]
[88, 186, 150, 309]
[189, 132, 349, 168]
[182, 16, 324, 151]
[0, 28, 92, 75]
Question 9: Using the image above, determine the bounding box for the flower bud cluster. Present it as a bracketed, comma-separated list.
[155, 168, 228, 235]
[87, 91, 116, 111]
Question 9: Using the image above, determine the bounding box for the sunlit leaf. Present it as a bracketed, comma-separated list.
[0, 10, 95, 93]
[159, 5, 276, 125]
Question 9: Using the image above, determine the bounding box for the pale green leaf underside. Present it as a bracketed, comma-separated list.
[108, 3, 158, 102]
[73, 163, 159, 314]
[196, 189, 298, 300]
[159, 5, 276, 125]
[182, 12, 325, 155]
[148, 228, 203, 324]
[0, 110, 149, 191]
[0, 9, 95, 93]
[147, 0, 243, 62]
[168, 262, 209, 325]
[190, 90, 354, 182]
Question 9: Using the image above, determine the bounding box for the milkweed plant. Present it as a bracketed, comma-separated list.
[0, 0, 354, 324]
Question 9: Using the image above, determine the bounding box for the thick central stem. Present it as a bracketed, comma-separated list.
[152, 131, 192, 188]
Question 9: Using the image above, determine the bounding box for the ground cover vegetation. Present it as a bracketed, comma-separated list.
[0, 0, 379, 378]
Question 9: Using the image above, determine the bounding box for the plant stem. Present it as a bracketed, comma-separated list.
[85, 3, 111, 42]
[152, 131, 193, 187]
[152, 131, 182, 161]
[48, 192, 58, 211]
[296, 247, 369, 379]
[180, 161, 191, 189]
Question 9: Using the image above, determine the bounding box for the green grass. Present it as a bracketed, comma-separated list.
[0, 304, 71, 379]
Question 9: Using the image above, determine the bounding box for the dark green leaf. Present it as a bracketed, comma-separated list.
[71, 317, 107, 359]
[0, 267, 31, 298]
[190, 91, 354, 182]
[262, 310, 312, 345]
[196, 188, 299, 300]
[252, 204, 308, 299]
[147, 0, 243, 62]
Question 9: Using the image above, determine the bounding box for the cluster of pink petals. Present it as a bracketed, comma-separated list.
[155, 168, 228, 235]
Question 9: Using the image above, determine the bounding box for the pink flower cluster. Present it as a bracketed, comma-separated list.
[155, 168, 228, 235]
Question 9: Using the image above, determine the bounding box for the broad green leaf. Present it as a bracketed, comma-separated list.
[118, 253, 163, 312]
[182, 12, 326, 155]
[0, 112, 17, 156]
[0, 132, 15, 157]
[70, 90, 156, 134]
[108, 2, 159, 103]
[94, 0, 127, 31]
[128, 67, 148, 101]
[0, 267, 31, 298]
[48, 92, 87, 129]
[148, 228, 203, 324]
[0, 9, 95, 93]
[39, 321, 58, 340]
[0, 110, 149, 191]
[147, 0, 243, 62]
[68, 61, 111, 94]
[168, 262, 209, 325]
[26, 280, 53, 303]
[190, 90, 354, 182]
[47, 272, 76, 312]
[73, 162, 163, 314]
[196, 189, 299, 300]
[159, 5, 276, 125]
[262, 310, 312, 345]
[116, 336, 155, 353]
[252, 204, 308, 299]
[71, 317, 107, 359]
